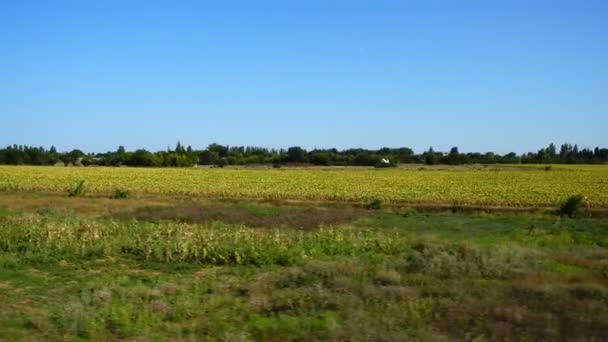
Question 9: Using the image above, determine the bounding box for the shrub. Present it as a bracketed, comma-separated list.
[67, 180, 87, 197]
[366, 198, 382, 210]
[559, 195, 586, 218]
[112, 188, 129, 199]
[215, 158, 227, 168]
[402, 209, 418, 217]
[374, 269, 402, 285]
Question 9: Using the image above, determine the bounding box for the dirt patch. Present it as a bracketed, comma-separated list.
[113, 203, 369, 229]
[0, 192, 169, 216]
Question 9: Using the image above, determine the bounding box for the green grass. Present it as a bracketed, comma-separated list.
[0, 205, 607, 340]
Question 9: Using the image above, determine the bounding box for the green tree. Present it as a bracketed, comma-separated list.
[449, 146, 461, 165]
[424, 147, 438, 165]
[287, 146, 308, 163]
[127, 149, 161, 167]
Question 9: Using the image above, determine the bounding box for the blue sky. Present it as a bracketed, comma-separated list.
[1, 0, 606, 153]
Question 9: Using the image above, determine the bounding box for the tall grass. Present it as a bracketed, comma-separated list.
[0, 214, 410, 266]
[67, 180, 87, 197]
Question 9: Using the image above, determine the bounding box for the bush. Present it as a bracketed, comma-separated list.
[366, 198, 382, 210]
[559, 195, 586, 218]
[67, 180, 87, 197]
[112, 188, 129, 199]
[215, 158, 227, 168]
[374, 269, 402, 285]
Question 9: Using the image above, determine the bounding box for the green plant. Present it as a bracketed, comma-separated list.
[68, 180, 87, 197]
[559, 194, 586, 218]
[112, 188, 129, 199]
[0, 182, 18, 192]
[366, 198, 382, 210]
[374, 269, 402, 285]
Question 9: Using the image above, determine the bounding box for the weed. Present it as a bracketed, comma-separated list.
[559, 195, 586, 218]
[0, 181, 18, 192]
[402, 209, 418, 217]
[0, 203, 607, 340]
[366, 198, 382, 210]
[67, 180, 87, 197]
[111, 188, 129, 199]
[374, 269, 402, 285]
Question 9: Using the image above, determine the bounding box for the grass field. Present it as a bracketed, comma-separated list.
[1, 164, 608, 207]
[0, 166, 607, 340]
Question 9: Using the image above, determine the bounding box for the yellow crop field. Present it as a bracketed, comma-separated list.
[1, 165, 607, 207]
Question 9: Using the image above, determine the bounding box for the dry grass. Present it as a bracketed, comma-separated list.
[1, 192, 607, 340]
[0, 191, 169, 216]
[114, 203, 369, 229]
[0, 192, 370, 229]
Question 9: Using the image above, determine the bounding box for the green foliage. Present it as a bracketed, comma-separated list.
[374, 269, 402, 285]
[67, 180, 87, 197]
[0, 214, 408, 266]
[112, 188, 129, 199]
[287, 146, 307, 163]
[559, 195, 586, 218]
[2, 142, 608, 167]
[0, 208, 607, 340]
[215, 158, 228, 168]
[126, 149, 162, 167]
[0, 181, 18, 192]
[366, 198, 382, 210]
[404, 242, 527, 279]
[424, 147, 438, 165]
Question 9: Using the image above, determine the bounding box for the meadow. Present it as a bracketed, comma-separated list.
[1, 164, 608, 207]
[0, 165, 607, 340]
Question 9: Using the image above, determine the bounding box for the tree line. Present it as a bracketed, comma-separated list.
[1, 142, 607, 167]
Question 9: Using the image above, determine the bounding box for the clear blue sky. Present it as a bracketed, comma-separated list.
[1, 0, 606, 154]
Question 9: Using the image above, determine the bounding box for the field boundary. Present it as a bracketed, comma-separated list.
[2, 190, 608, 218]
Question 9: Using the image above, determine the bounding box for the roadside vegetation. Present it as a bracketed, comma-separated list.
[0, 199, 607, 340]
[0, 162, 606, 340]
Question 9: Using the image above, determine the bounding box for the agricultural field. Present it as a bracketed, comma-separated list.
[1, 164, 608, 208]
[0, 165, 607, 340]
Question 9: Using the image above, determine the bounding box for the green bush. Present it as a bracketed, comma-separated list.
[559, 195, 586, 218]
[112, 188, 129, 199]
[67, 180, 87, 197]
[366, 198, 382, 210]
